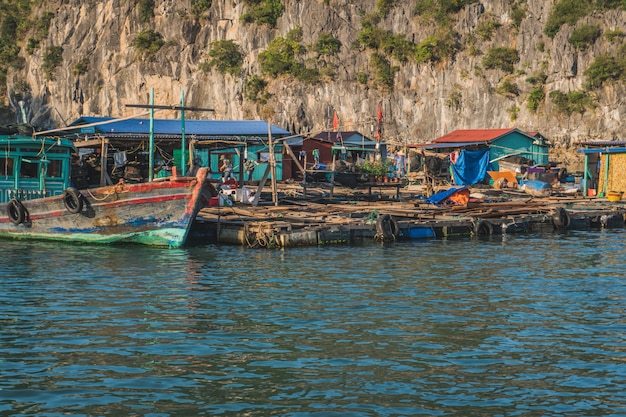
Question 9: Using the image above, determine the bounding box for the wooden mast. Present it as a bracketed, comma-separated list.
[125, 97, 214, 180]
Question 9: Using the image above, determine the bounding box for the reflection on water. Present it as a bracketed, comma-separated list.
[1, 231, 626, 416]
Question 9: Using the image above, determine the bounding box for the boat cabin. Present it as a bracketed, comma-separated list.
[0, 134, 73, 203]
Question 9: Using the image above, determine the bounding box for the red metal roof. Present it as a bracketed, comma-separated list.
[433, 128, 516, 143]
[409, 141, 488, 149]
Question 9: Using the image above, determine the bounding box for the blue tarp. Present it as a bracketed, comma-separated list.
[451, 149, 491, 185]
[520, 179, 552, 197]
[425, 187, 468, 205]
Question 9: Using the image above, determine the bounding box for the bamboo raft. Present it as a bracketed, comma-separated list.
[190, 184, 626, 248]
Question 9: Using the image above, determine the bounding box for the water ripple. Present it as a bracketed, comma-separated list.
[1, 232, 626, 416]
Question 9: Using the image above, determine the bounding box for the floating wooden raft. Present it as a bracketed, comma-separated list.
[193, 195, 626, 248]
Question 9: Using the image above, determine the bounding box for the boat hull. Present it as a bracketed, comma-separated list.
[0, 168, 216, 247]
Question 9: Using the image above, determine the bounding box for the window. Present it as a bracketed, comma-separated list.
[258, 151, 270, 162]
[0, 157, 14, 178]
[46, 159, 63, 178]
[20, 158, 39, 178]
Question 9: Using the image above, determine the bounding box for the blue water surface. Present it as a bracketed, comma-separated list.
[1, 230, 626, 416]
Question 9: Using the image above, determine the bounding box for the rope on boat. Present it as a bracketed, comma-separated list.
[85, 182, 125, 201]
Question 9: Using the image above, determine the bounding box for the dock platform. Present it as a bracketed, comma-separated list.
[189, 184, 626, 248]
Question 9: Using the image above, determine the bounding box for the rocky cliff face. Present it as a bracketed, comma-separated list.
[5, 0, 626, 155]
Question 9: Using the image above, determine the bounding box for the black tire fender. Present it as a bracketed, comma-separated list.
[474, 220, 493, 236]
[376, 214, 400, 241]
[552, 207, 571, 229]
[7, 198, 26, 225]
[63, 187, 84, 214]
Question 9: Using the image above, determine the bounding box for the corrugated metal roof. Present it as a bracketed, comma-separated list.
[433, 128, 515, 143]
[409, 141, 489, 149]
[69, 117, 291, 136]
[577, 141, 626, 147]
[579, 147, 626, 154]
[312, 131, 377, 144]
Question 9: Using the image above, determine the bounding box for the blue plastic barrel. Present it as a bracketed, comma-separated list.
[406, 227, 436, 239]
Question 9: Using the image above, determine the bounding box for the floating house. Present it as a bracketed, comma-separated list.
[283, 130, 382, 181]
[304, 131, 380, 163]
[577, 140, 626, 197]
[409, 128, 550, 185]
[64, 116, 291, 185]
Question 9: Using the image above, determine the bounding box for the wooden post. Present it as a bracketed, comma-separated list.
[100, 138, 108, 186]
[283, 140, 308, 197]
[303, 154, 307, 198]
[601, 152, 610, 197]
[283, 141, 305, 172]
[238, 146, 244, 186]
[251, 163, 271, 206]
[330, 151, 336, 198]
[148, 88, 155, 182]
[424, 152, 433, 197]
[216, 213, 221, 242]
[268, 121, 278, 206]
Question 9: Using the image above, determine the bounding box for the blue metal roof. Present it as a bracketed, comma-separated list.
[579, 147, 626, 154]
[69, 117, 291, 136]
[313, 131, 377, 145]
[577, 140, 626, 147]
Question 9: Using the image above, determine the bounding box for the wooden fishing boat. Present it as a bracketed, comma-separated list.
[0, 133, 216, 247]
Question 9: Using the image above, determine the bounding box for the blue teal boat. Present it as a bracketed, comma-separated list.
[0, 132, 216, 247]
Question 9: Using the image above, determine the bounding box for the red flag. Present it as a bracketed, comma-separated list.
[377, 102, 383, 124]
[332, 111, 339, 131]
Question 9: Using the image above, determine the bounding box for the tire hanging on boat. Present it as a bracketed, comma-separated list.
[552, 207, 570, 229]
[474, 220, 494, 236]
[7, 198, 26, 225]
[63, 187, 84, 214]
[376, 214, 400, 241]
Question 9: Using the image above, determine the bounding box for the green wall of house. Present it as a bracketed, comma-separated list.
[202, 144, 283, 182]
[490, 133, 549, 168]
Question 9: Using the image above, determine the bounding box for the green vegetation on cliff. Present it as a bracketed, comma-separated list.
[414, 0, 478, 25]
[568, 24, 602, 50]
[545, 0, 625, 37]
[584, 54, 626, 89]
[42, 45, 63, 79]
[133, 30, 165, 56]
[482, 47, 520, 73]
[241, 0, 284, 28]
[201, 40, 243, 75]
[550, 90, 595, 115]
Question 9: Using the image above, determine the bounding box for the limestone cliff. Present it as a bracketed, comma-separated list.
[3, 0, 625, 154]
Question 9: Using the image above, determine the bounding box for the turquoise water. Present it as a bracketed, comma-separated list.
[1, 230, 626, 416]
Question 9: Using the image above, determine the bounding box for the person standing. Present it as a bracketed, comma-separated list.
[219, 155, 233, 181]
